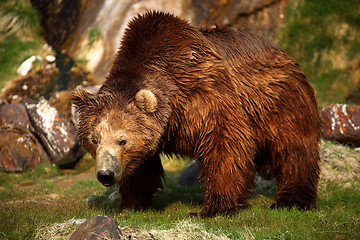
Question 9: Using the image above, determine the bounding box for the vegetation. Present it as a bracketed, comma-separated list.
[277, 0, 360, 105]
[0, 0, 45, 89]
[87, 27, 102, 48]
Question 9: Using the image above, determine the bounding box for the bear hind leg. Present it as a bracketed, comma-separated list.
[198, 155, 256, 217]
[272, 141, 320, 210]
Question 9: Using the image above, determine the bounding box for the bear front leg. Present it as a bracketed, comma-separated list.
[119, 154, 164, 210]
[197, 155, 256, 217]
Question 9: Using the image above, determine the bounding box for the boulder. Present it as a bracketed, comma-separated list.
[63, 0, 289, 80]
[0, 102, 30, 127]
[186, 0, 288, 41]
[0, 123, 50, 172]
[320, 104, 360, 147]
[69, 216, 122, 240]
[25, 98, 84, 167]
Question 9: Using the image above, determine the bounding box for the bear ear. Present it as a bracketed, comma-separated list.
[134, 89, 158, 113]
[72, 86, 94, 113]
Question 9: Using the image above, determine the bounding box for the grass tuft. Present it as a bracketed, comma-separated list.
[0, 0, 40, 37]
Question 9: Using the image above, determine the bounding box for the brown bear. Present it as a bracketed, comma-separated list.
[72, 11, 321, 217]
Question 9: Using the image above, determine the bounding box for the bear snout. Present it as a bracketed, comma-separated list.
[95, 149, 122, 186]
[97, 169, 115, 187]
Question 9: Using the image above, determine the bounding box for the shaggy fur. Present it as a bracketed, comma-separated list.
[72, 11, 321, 217]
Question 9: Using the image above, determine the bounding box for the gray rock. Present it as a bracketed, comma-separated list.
[0, 122, 50, 172]
[69, 216, 122, 240]
[320, 104, 360, 147]
[25, 98, 83, 167]
[178, 160, 201, 187]
[177, 160, 277, 196]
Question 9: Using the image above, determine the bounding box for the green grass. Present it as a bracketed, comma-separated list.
[276, 0, 360, 105]
[0, 141, 359, 239]
[0, 163, 59, 188]
[2, 180, 357, 239]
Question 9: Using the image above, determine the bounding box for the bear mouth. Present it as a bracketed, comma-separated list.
[100, 181, 115, 187]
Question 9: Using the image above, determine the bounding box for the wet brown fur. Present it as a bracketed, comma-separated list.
[72, 11, 321, 217]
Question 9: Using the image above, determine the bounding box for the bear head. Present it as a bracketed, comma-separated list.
[72, 87, 163, 186]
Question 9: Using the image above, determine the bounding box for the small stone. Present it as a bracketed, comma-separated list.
[45, 55, 56, 63]
[69, 216, 122, 240]
[17, 55, 42, 76]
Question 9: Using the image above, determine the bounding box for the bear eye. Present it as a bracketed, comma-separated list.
[91, 138, 98, 145]
[117, 140, 127, 146]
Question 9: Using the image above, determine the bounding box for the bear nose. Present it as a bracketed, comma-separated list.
[97, 169, 115, 186]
